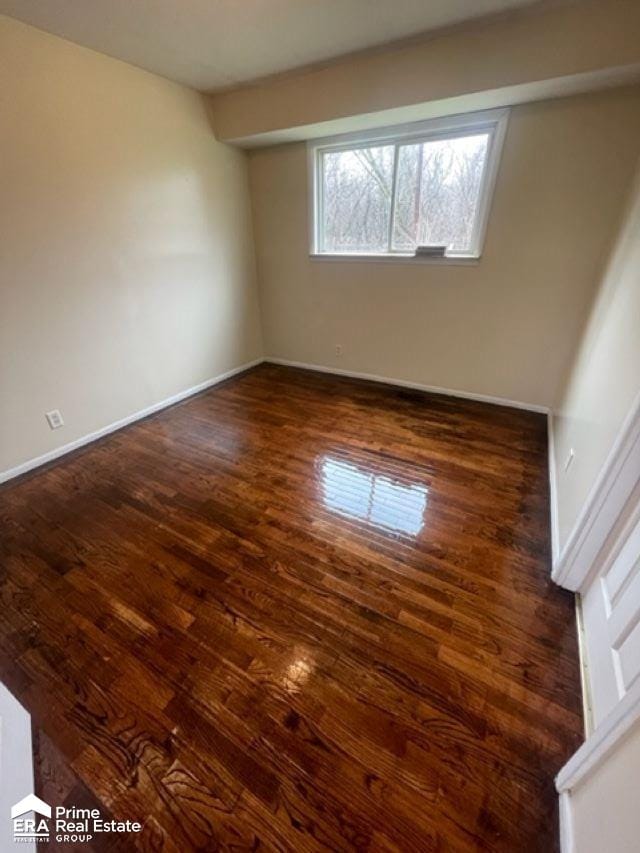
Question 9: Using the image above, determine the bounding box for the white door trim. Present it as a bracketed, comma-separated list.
[556, 676, 640, 794]
[548, 411, 561, 564]
[558, 791, 575, 853]
[556, 678, 640, 853]
[0, 684, 35, 852]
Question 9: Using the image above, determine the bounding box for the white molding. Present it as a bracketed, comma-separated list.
[575, 593, 594, 737]
[307, 107, 509, 260]
[548, 411, 560, 564]
[0, 685, 34, 853]
[0, 358, 264, 486]
[552, 392, 640, 591]
[558, 791, 575, 853]
[265, 357, 549, 414]
[556, 676, 640, 794]
[308, 252, 479, 265]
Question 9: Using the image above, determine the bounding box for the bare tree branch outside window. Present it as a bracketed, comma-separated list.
[320, 133, 489, 254]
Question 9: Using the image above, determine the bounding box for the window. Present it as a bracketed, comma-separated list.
[309, 109, 508, 261]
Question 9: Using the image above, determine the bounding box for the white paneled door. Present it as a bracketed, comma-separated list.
[582, 504, 640, 728]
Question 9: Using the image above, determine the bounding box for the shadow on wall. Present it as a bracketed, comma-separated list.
[552, 157, 640, 550]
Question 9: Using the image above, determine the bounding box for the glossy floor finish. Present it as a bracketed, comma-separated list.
[0, 364, 582, 851]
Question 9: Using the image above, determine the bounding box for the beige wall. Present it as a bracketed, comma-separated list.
[552, 158, 640, 550]
[211, 0, 640, 142]
[568, 720, 640, 852]
[248, 87, 640, 410]
[0, 16, 263, 476]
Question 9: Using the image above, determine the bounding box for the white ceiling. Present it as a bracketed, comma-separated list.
[0, 0, 540, 92]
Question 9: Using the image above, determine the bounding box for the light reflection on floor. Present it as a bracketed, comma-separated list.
[319, 454, 428, 537]
[281, 654, 314, 694]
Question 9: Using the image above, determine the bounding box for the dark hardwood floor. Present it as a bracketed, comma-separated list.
[1, 363, 582, 851]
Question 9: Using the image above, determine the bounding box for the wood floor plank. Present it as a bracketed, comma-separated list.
[0, 364, 582, 851]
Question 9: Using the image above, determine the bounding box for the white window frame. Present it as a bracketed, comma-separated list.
[308, 108, 509, 264]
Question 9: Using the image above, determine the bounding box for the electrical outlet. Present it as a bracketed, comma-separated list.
[45, 410, 64, 430]
[335, 345, 343, 357]
[564, 448, 575, 472]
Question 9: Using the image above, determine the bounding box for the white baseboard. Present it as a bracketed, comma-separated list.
[1, 356, 551, 487]
[552, 390, 640, 591]
[548, 411, 561, 565]
[0, 358, 264, 486]
[265, 357, 550, 414]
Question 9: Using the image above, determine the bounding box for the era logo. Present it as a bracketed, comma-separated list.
[11, 794, 52, 842]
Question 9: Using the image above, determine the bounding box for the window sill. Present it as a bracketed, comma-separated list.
[309, 252, 480, 266]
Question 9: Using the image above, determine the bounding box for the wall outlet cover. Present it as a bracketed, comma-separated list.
[45, 410, 64, 430]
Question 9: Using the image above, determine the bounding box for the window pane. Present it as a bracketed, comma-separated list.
[392, 133, 489, 253]
[321, 145, 394, 253]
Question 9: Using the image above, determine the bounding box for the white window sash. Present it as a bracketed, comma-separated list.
[309, 108, 509, 260]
